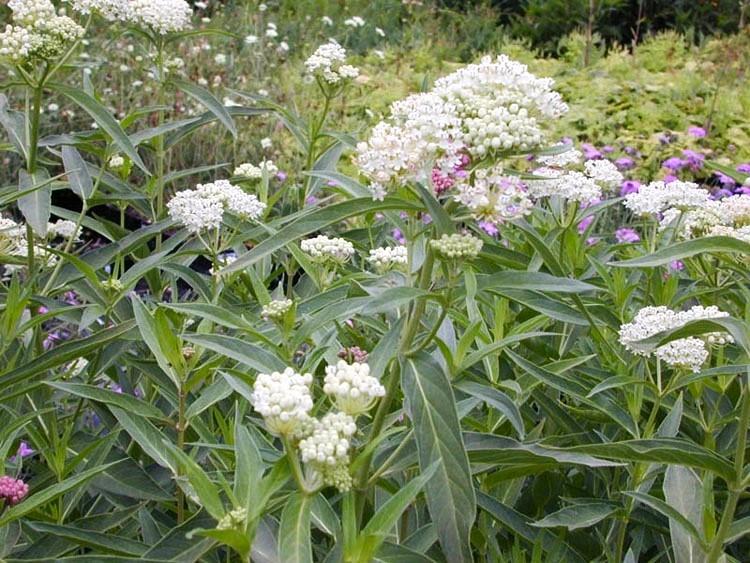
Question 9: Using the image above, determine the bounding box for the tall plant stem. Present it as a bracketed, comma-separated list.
[154, 42, 167, 251]
[176, 384, 186, 524]
[353, 245, 436, 525]
[706, 372, 750, 562]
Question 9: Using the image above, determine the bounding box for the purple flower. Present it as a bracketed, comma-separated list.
[478, 221, 498, 237]
[305, 195, 318, 206]
[736, 186, 750, 196]
[602, 145, 615, 154]
[586, 237, 599, 246]
[581, 143, 602, 160]
[392, 228, 405, 245]
[326, 180, 338, 187]
[715, 172, 737, 188]
[681, 149, 705, 171]
[624, 146, 639, 156]
[422, 214, 432, 225]
[737, 163, 750, 173]
[276, 171, 287, 181]
[615, 227, 640, 243]
[614, 157, 635, 171]
[669, 260, 685, 271]
[663, 174, 679, 184]
[619, 180, 641, 197]
[10, 441, 34, 462]
[659, 132, 677, 145]
[712, 188, 733, 200]
[577, 215, 594, 234]
[662, 157, 685, 171]
[38, 306, 49, 314]
[687, 126, 707, 138]
[43, 332, 61, 350]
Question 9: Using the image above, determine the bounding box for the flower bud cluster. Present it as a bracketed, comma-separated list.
[430, 233, 483, 260]
[304, 40, 359, 84]
[216, 507, 247, 531]
[323, 360, 386, 415]
[167, 180, 265, 233]
[261, 298, 293, 321]
[298, 412, 357, 491]
[0, 475, 29, 505]
[367, 246, 407, 272]
[70, 0, 192, 35]
[1, 0, 84, 64]
[454, 166, 533, 225]
[618, 305, 732, 372]
[301, 235, 354, 263]
[234, 160, 278, 179]
[251, 368, 314, 436]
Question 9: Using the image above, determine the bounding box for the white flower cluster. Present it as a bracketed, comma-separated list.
[167, 180, 265, 233]
[298, 412, 356, 491]
[526, 162, 619, 203]
[233, 160, 278, 179]
[583, 159, 624, 188]
[536, 145, 582, 167]
[251, 368, 314, 435]
[454, 166, 533, 225]
[301, 235, 354, 263]
[355, 55, 566, 197]
[624, 183, 750, 239]
[430, 233, 483, 260]
[261, 298, 293, 321]
[70, 0, 192, 34]
[1, 0, 84, 64]
[367, 245, 407, 272]
[323, 360, 386, 415]
[619, 305, 732, 372]
[48, 219, 80, 240]
[304, 40, 359, 84]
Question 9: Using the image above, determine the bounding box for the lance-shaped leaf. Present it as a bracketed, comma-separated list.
[18, 169, 51, 236]
[531, 502, 617, 530]
[401, 352, 476, 563]
[172, 78, 237, 138]
[62, 145, 94, 200]
[278, 492, 313, 563]
[612, 236, 750, 268]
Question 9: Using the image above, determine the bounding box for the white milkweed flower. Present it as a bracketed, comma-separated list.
[323, 360, 386, 415]
[261, 298, 293, 321]
[0, 26, 38, 63]
[233, 160, 278, 179]
[367, 246, 408, 272]
[430, 233, 483, 260]
[244, 34, 258, 45]
[70, 0, 193, 34]
[454, 167, 533, 224]
[301, 235, 354, 263]
[623, 180, 712, 216]
[251, 367, 314, 436]
[260, 137, 272, 149]
[536, 145, 582, 167]
[708, 224, 750, 244]
[719, 194, 750, 226]
[48, 219, 80, 240]
[583, 159, 623, 188]
[298, 411, 357, 491]
[108, 154, 125, 168]
[618, 305, 732, 372]
[343, 16, 365, 27]
[167, 180, 265, 233]
[321, 16, 333, 26]
[305, 40, 359, 84]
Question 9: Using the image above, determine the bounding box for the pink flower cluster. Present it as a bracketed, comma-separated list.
[431, 154, 470, 195]
[0, 475, 29, 505]
[338, 346, 369, 363]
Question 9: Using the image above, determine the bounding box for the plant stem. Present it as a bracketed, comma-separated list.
[176, 384, 186, 524]
[705, 371, 750, 562]
[282, 436, 313, 495]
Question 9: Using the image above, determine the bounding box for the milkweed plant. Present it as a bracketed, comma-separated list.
[0, 1, 749, 562]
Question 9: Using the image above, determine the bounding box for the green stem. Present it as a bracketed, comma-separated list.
[706, 372, 750, 562]
[282, 436, 314, 496]
[154, 42, 167, 251]
[176, 385, 186, 524]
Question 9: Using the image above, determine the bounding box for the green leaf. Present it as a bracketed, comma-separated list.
[356, 463, 438, 561]
[476, 492, 586, 562]
[184, 333, 285, 373]
[278, 492, 313, 563]
[47, 382, 165, 419]
[401, 353, 476, 563]
[172, 78, 237, 138]
[0, 320, 136, 390]
[531, 502, 617, 530]
[629, 317, 750, 358]
[221, 197, 420, 274]
[454, 381, 525, 438]
[0, 461, 120, 526]
[477, 271, 598, 294]
[612, 236, 750, 268]
[415, 182, 453, 235]
[567, 439, 734, 481]
[165, 442, 225, 521]
[234, 421, 264, 510]
[132, 295, 182, 388]
[110, 407, 175, 471]
[663, 465, 706, 562]
[26, 522, 148, 556]
[18, 168, 51, 236]
[0, 93, 27, 159]
[50, 83, 149, 175]
[625, 491, 707, 551]
[62, 145, 94, 200]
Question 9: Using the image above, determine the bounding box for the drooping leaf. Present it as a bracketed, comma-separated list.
[278, 492, 313, 563]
